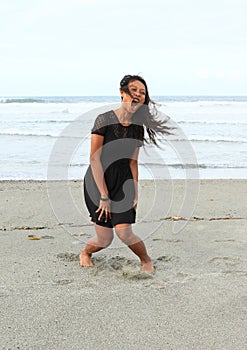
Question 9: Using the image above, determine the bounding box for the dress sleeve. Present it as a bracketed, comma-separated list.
[91, 114, 108, 136]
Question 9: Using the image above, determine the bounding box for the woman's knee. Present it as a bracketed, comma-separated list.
[114, 224, 134, 245]
[97, 235, 113, 248]
[94, 224, 114, 247]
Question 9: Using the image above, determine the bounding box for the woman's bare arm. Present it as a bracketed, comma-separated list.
[90, 134, 108, 197]
[129, 147, 140, 209]
[89, 134, 112, 221]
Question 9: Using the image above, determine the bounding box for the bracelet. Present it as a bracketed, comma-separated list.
[100, 196, 110, 201]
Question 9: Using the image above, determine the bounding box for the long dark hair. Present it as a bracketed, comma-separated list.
[120, 74, 173, 145]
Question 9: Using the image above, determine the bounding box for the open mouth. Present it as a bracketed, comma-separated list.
[131, 98, 140, 107]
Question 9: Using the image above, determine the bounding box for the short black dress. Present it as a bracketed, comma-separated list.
[84, 110, 144, 228]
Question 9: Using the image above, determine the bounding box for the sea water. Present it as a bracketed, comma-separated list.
[0, 96, 246, 179]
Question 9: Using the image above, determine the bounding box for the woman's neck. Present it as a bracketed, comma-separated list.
[114, 107, 132, 125]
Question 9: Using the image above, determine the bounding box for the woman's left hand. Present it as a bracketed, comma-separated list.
[95, 198, 111, 222]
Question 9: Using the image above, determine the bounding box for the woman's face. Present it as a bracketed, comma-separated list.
[120, 79, 146, 114]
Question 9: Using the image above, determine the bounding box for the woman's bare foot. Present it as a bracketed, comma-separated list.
[141, 258, 154, 273]
[80, 248, 94, 267]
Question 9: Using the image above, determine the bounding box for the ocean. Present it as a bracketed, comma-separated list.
[0, 96, 246, 180]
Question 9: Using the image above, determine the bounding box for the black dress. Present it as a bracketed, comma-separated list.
[84, 110, 144, 228]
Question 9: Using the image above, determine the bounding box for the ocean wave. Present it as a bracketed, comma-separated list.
[1, 96, 247, 105]
[177, 121, 247, 126]
[139, 163, 247, 169]
[0, 96, 120, 104]
[69, 162, 247, 169]
[0, 120, 72, 124]
[22, 120, 73, 124]
[189, 138, 247, 143]
[3, 160, 246, 169]
[0, 98, 46, 103]
[164, 137, 247, 143]
[0, 132, 58, 138]
[0, 132, 89, 138]
[0, 132, 246, 143]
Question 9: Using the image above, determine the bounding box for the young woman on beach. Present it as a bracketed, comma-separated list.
[80, 74, 171, 272]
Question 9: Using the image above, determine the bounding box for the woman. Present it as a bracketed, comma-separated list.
[80, 74, 171, 272]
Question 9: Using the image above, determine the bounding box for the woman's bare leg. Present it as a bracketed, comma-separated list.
[114, 224, 154, 273]
[80, 223, 114, 267]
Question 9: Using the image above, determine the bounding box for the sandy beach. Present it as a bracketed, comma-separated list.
[0, 179, 247, 349]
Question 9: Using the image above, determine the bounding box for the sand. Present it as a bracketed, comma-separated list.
[0, 179, 247, 349]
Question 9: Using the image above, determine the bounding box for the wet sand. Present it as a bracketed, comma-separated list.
[0, 180, 247, 349]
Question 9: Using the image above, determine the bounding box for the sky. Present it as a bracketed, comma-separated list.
[0, 0, 247, 96]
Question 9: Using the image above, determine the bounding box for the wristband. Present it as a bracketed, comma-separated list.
[100, 196, 109, 201]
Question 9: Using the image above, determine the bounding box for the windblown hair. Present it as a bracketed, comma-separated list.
[120, 74, 173, 146]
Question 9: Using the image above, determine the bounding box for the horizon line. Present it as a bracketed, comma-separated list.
[1, 94, 247, 98]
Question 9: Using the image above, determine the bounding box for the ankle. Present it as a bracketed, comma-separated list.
[82, 248, 92, 257]
[140, 255, 151, 264]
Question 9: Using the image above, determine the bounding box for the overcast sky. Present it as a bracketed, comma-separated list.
[1, 0, 247, 96]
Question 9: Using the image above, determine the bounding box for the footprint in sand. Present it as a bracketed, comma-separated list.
[209, 256, 241, 267]
[0, 292, 9, 298]
[152, 238, 184, 243]
[144, 279, 166, 289]
[56, 253, 183, 290]
[93, 256, 140, 275]
[52, 279, 74, 285]
[122, 270, 154, 280]
[176, 272, 190, 278]
[57, 252, 79, 262]
[211, 239, 237, 243]
[155, 255, 179, 264]
[223, 270, 247, 276]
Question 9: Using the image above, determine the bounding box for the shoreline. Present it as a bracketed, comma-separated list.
[0, 177, 246, 182]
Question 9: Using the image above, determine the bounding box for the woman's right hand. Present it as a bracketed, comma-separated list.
[95, 198, 111, 222]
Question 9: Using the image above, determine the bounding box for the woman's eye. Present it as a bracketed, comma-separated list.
[129, 87, 145, 95]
